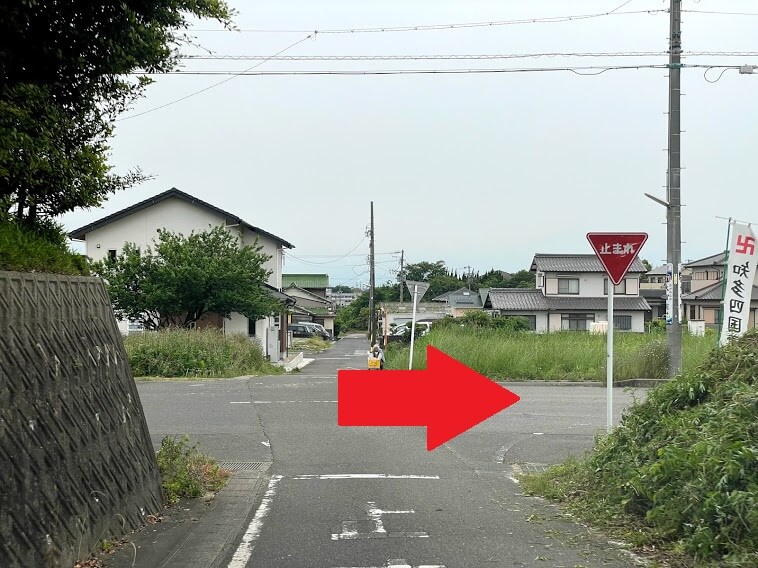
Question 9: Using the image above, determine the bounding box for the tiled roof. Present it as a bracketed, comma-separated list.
[684, 252, 726, 268]
[488, 289, 549, 311]
[680, 281, 758, 302]
[640, 288, 667, 300]
[531, 254, 647, 274]
[282, 274, 329, 288]
[647, 264, 670, 276]
[448, 290, 483, 309]
[68, 187, 294, 248]
[546, 296, 651, 311]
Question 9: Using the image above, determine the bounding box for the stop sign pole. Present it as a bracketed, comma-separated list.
[587, 233, 648, 432]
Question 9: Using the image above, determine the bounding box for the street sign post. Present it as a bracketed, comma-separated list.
[587, 232, 648, 432]
[405, 280, 430, 370]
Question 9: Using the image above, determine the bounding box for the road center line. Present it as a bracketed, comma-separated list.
[292, 474, 440, 480]
[252, 400, 337, 404]
[227, 474, 282, 568]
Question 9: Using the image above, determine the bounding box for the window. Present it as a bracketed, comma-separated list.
[107, 249, 117, 261]
[557, 278, 579, 294]
[561, 313, 594, 331]
[248, 318, 257, 336]
[613, 315, 632, 330]
[690, 305, 697, 320]
[604, 279, 627, 295]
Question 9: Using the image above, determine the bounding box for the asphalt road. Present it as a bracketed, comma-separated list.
[137, 334, 647, 568]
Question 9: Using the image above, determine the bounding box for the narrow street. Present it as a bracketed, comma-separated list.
[138, 335, 645, 568]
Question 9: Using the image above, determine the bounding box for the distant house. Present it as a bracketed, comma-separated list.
[682, 252, 758, 329]
[484, 254, 650, 332]
[68, 187, 296, 361]
[640, 264, 669, 322]
[447, 288, 489, 317]
[326, 288, 360, 307]
[283, 283, 336, 335]
[282, 274, 329, 299]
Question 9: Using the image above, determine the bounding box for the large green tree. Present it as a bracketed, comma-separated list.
[93, 226, 280, 330]
[0, 0, 233, 227]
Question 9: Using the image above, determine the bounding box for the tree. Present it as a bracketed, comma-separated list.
[504, 270, 536, 289]
[93, 226, 279, 329]
[0, 0, 233, 228]
[331, 285, 354, 293]
[404, 260, 448, 282]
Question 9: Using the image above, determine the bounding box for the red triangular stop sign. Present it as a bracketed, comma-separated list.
[586, 232, 648, 285]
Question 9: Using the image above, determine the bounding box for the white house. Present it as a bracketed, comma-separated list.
[68, 187, 295, 360]
[485, 254, 650, 332]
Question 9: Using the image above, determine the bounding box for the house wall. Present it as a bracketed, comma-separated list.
[82, 196, 286, 359]
[542, 273, 640, 297]
[543, 311, 644, 332]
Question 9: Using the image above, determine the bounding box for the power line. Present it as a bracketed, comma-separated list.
[284, 236, 366, 265]
[135, 64, 671, 76]
[177, 51, 758, 62]
[180, 51, 671, 61]
[683, 9, 758, 17]
[189, 5, 665, 34]
[117, 33, 313, 121]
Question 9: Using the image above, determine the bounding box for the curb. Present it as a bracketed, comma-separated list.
[101, 469, 270, 568]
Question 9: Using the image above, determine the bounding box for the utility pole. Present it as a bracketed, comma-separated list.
[667, 0, 683, 377]
[399, 249, 405, 304]
[368, 201, 376, 346]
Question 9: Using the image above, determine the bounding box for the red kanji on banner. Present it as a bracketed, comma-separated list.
[587, 233, 648, 285]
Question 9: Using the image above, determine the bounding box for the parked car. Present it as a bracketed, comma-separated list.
[293, 322, 331, 340]
[289, 324, 315, 338]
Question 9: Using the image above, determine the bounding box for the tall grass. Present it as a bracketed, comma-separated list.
[124, 328, 280, 378]
[385, 328, 715, 381]
[0, 218, 89, 275]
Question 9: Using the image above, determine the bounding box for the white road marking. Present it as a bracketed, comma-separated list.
[227, 474, 282, 568]
[261, 441, 270, 447]
[292, 474, 440, 480]
[252, 400, 337, 404]
[331, 501, 429, 540]
[334, 560, 445, 568]
[230, 401, 251, 404]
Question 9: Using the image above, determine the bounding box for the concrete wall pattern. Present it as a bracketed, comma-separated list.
[0, 272, 163, 568]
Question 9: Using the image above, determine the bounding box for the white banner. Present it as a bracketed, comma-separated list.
[665, 263, 674, 325]
[720, 223, 757, 346]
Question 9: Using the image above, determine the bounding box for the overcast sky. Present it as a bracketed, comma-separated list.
[61, 1, 758, 289]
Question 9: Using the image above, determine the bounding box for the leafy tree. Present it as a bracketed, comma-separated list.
[331, 285, 354, 293]
[93, 226, 279, 329]
[504, 269, 536, 288]
[404, 260, 448, 282]
[0, 0, 233, 228]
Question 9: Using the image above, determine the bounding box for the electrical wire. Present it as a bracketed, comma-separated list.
[284, 237, 366, 265]
[189, 5, 664, 34]
[180, 51, 671, 61]
[683, 9, 758, 17]
[134, 64, 670, 76]
[117, 33, 313, 121]
[177, 51, 758, 61]
[703, 66, 735, 83]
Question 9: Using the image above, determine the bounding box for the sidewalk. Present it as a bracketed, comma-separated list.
[99, 467, 270, 568]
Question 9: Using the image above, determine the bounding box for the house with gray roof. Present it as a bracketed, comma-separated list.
[483, 254, 650, 332]
[681, 252, 758, 330]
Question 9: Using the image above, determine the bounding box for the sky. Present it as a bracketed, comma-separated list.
[60, 0, 758, 289]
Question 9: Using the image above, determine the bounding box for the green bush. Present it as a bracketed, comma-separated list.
[156, 436, 231, 504]
[0, 218, 89, 275]
[523, 329, 758, 566]
[124, 328, 280, 377]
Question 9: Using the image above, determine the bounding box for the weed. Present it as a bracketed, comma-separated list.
[155, 435, 231, 504]
[521, 329, 758, 566]
[124, 328, 281, 378]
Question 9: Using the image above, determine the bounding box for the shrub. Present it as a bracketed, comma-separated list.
[523, 329, 758, 565]
[156, 436, 231, 504]
[124, 328, 279, 377]
[0, 218, 89, 275]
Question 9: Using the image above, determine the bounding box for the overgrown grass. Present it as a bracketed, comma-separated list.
[521, 329, 758, 566]
[156, 436, 231, 504]
[0, 218, 89, 275]
[384, 327, 714, 380]
[292, 337, 332, 352]
[124, 328, 280, 378]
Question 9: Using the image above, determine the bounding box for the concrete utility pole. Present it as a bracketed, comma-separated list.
[667, 0, 683, 377]
[399, 249, 405, 304]
[368, 202, 376, 346]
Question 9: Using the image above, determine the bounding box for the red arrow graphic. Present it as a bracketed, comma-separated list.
[338, 346, 520, 451]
